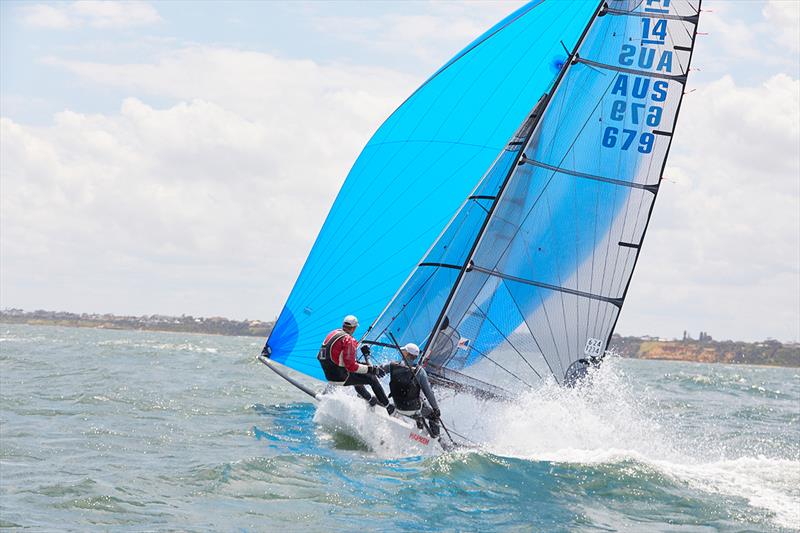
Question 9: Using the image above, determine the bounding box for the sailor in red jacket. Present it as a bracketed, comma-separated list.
[317, 315, 392, 413]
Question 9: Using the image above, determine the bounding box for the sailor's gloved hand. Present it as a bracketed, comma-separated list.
[367, 366, 385, 378]
[431, 407, 441, 419]
[360, 345, 371, 357]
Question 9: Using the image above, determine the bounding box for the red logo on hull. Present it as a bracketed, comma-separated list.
[409, 432, 429, 445]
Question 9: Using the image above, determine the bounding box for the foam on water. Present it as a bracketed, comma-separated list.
[314, 389, 441, 458]
[453, 357, 800, 530]
[308, 358, 799, 529]
[3, 324, 798, 531]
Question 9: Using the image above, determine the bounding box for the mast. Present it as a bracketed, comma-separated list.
[422, 0, 608, 364]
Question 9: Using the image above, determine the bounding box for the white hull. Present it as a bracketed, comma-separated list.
[313, 391, 443, 456]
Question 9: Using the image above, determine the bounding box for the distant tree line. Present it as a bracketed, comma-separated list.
[0, 308, 274, 337]
[611, 334, 800, 367]
[3, 309, 798, 367]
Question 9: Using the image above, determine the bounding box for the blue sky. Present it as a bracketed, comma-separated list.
[1, 1, 798, 342]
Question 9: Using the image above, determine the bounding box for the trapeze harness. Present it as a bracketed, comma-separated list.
[389, 362, 421, 412]
[317, 330, 349, 383]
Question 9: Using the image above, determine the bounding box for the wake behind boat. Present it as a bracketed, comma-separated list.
[259, 0, 702, 451]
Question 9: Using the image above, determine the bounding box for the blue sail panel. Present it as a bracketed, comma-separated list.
[264, 0, 600, 380]
[361, 134, 525, 364]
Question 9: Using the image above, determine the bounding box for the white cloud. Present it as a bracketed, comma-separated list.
[309, 1, 526, 70]
[0, 47, 417, 319]
[2, 1, 799, 342]
[17, 4, 73, 29]
[618, 73, 800, 341]
[695, 0, 799, 82]
[18, 1, 162, 29]
[763, 0, 800, 53]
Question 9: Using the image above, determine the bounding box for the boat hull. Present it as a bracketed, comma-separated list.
[313, 392, 443, 456]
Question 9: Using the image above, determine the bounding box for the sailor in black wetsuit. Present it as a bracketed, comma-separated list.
[378, 343, 441, 438]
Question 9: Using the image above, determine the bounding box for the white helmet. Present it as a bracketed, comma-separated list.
[342, 315, 359, 328]
[401, 343, 420, 358]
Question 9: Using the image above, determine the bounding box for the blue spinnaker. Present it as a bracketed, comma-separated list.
[264, 0, 600, 380]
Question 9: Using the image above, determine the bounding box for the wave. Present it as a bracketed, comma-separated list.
[660, 369, 795, 400]
[451, 358, 800, 530]
[97, 338, 220, 354]
[298, 358, 798, 529]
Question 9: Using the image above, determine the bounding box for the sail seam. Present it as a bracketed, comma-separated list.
[604, 7, 699, 22]
[417, 262, 462, 270]
[575, 57, 688, 82]
[472, 301, 544, 380]
[470, 264, 624, 307]
[427, 365, 513, 400]
[520, 157, 659, 193]
[465, 342, 536, 388]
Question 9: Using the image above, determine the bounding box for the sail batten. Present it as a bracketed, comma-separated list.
[520, 157, 661, 192]
[575, 57, 688, 82]
[469, 265, 625, 307]
[605, 7, 699, 21]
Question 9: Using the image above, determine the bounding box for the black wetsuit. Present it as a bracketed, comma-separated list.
[381, 362, 440, 438]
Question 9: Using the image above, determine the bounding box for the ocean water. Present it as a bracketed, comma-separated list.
[1, 324, 798, 532]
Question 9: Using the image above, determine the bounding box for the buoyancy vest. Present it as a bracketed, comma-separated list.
[317, 330, 349, 382]
[389, 362, 421, 411]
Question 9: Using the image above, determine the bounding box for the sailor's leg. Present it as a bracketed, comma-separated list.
[420, 404, 440, 438]
[366, 374, 389, 407]
[342, 374, 388, 405]
[353, 385, 372, 401]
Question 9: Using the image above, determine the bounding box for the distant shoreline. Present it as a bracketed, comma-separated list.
[0, 309, 272, 338]
[2, 309, 798, 368]
[1, 320, 257, 338]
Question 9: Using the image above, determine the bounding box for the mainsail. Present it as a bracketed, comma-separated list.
[360, 0, 702, 397]
[264, 0, 702, 398]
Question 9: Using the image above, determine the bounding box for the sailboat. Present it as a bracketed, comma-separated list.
[259, 0, 702, 448]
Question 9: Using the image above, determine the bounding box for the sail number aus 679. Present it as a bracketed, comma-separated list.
[601, 77, 666, 154]
[601, 12, 673, 155]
